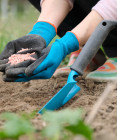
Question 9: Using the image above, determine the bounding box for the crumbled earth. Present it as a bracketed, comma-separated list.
[0, 72, 117, 140]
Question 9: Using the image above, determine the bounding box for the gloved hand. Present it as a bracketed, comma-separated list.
[0, 21, 56, 81]
[4, 32, 79, 82]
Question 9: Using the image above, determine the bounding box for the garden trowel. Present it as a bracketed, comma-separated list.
[39, 20, 117, 114]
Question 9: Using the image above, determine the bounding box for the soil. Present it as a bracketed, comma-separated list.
[0, 72, 117, 140]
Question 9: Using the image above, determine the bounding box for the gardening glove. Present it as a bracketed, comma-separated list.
[0, 22, 56, 79]
[4, 32, 79, 82]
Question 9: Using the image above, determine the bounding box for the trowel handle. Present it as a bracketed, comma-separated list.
[71, 20, 117, 75]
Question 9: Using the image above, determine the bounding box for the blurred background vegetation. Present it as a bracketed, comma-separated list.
[0, 0, 39, 53]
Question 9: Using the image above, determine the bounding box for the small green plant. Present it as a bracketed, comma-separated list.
[0, 112, 35, 140]
[0, 109, 93, 140]
[42, 109, 93, 140]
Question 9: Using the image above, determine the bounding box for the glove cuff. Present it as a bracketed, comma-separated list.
[69, 31, 80, 47]
[60, 32, 80, 55]
[29, 21, 57, 46]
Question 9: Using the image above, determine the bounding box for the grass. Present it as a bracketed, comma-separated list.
[0, 4, 39, 53]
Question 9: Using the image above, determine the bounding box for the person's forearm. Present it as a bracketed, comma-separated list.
[38, 0, 73, 28]
[72, 10, 103, 46]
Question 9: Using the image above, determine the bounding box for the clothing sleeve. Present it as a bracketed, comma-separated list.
[92, 0, 117, 21]
[40, 0, 74, 9]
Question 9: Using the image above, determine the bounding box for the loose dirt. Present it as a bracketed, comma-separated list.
[0, 72, 117, 140]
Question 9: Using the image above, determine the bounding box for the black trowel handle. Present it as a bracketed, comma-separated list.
[71, 20, 117, 75]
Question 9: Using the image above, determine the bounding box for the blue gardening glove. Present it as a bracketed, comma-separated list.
[5, 32, 79, 82]
[1, 22, 56, 81]
[28, 21, 57, 46]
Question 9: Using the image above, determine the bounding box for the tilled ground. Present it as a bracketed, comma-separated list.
[0, 73, 117, 140]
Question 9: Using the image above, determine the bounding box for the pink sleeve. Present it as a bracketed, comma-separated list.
[40, 0, 74, 9]
[92, 0, 117, 21]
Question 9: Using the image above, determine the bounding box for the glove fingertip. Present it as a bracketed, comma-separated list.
[2, 75, 12, 82]
[0, 64, 8, 72]
[0, 59, 8, 65]
[2, 74, 6, 81]
[25, 66, 34, 77]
